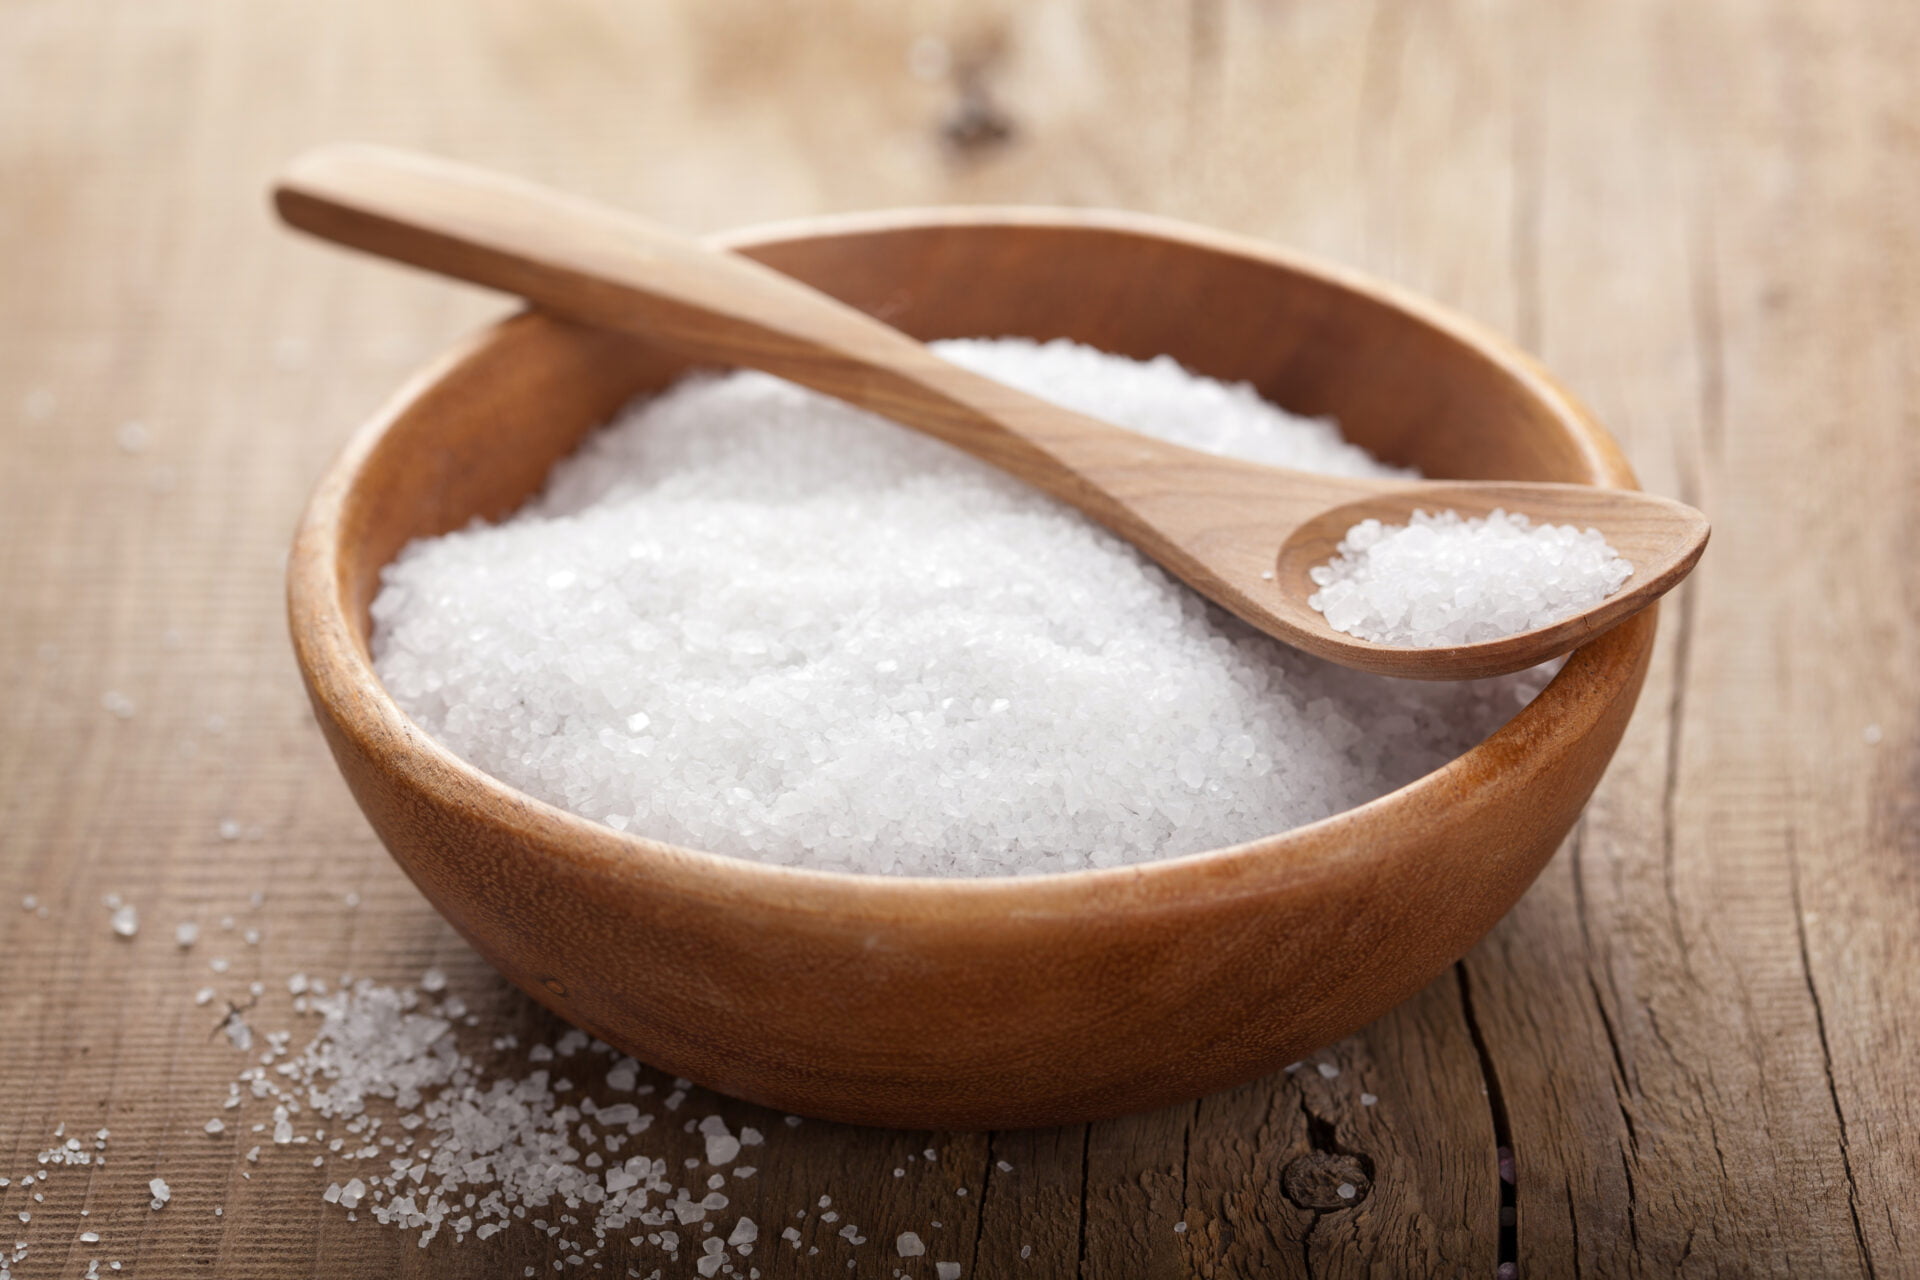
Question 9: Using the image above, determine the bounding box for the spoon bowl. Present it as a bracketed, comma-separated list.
[1270, 480, 1708, 678]
[286, 201, 1661, 1128]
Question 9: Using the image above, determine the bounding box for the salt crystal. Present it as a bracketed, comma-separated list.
[897, 1232, 926, 1257]
[1336, 1182, 1357, 1200]
[218, 820, 241, 841]
[369, 341, 1554, 876]
[1308, 508, 1633, 647]
[109, 906, 138, 938]
[1864, 724, 1883, 746]
[149, 1178, 170, 1204]
[101, 691, 135, 720]
[936, 1264, 962, 1280]
[115, 421, 150, 453]
[1361, 1092, 1378, 1106]
[175, 922, 199, 948]
[1317, 1062, 1340, 1080]
[205, 1119, 225, 1135]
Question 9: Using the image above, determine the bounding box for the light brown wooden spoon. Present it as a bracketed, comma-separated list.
[274, 144, 1708, 680]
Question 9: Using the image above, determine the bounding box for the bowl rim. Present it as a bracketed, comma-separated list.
[289, 205, 1649, 920]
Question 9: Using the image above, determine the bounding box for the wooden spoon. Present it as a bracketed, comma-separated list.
[274, 144, 1708, 680]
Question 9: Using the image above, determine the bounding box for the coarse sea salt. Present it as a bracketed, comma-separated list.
[372, 339, 1557, 876]
[1308, 508, 1633, 647]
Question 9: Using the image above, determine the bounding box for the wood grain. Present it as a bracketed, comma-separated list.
[1, 0, 1913, 1276]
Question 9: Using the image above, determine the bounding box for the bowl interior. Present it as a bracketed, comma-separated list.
[331, 212, 1629, 645]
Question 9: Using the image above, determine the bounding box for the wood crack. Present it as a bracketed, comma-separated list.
[1073, 1124, 1092, 1280]
[967, 1129, 995, 1275]
[1565, 1180, 1585, 1280]
[1620, 1146, 1640, 1257]
[1788, 829, 1879, 1279]
[1179, 1098, 1196, 1241]
[1454, 963, 1517, 1273]
[1585, 971, 1638, 1156]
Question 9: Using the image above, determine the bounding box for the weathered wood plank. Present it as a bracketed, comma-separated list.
[2, 1, 1914, 1277]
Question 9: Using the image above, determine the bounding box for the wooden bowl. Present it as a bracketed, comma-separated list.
[289, 209, 1654, 1130]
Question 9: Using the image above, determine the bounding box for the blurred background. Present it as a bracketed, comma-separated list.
[3, 2, 1914, 1277]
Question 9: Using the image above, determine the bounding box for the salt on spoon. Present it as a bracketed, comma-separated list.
[273, 144, 1708, 680]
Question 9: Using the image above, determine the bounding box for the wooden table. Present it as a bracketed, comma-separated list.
[4, 2, 1913, 1275]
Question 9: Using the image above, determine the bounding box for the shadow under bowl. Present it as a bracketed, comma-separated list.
[288, 208, 1655, 1130]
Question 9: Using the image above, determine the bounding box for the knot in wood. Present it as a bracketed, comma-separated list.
[1281, 1150, 1372, 1211]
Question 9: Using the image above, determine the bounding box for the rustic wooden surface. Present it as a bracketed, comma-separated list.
[1, 1, 1913, 1276]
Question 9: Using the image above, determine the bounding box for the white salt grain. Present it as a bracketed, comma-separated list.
[1864, 724, 1883, 746]
[175, 922, 199, 948]
[936, 1264, 962, 1280]
[109, 906, 138, 939]
[370, 340, 1554, 877]
[1308, 508, 1632, 648]
[897, 1232, 926, 1257]
[148, 1178, 170, 1204]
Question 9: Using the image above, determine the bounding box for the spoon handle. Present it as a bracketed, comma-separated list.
[275, 145, 1247, 530]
